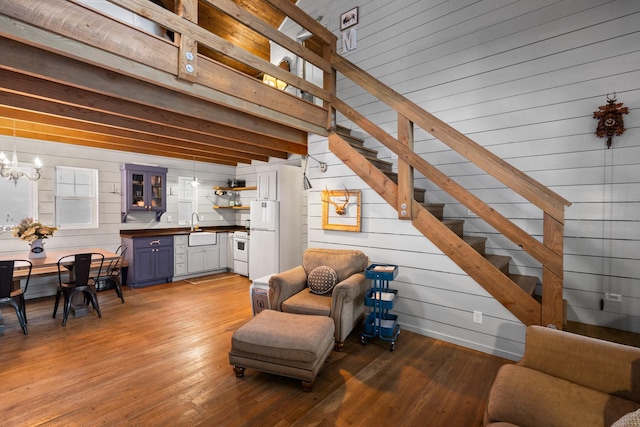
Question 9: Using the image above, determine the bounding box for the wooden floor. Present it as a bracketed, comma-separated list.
[0, 273, 637, 427]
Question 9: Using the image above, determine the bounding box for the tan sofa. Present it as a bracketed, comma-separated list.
[268, 248, 369, 350]
[485, 325, 640, 427]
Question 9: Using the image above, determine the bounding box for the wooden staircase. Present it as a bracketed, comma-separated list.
[334, 125, 539, 299]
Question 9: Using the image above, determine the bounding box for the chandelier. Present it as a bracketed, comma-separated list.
[0, 145, 42, 186]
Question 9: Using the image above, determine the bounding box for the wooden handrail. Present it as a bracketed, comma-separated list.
[200, 0, 332, 73]
[329, 133, 541, 326]
[331, 97, 563, 277]
[329, 52, 571, 328]
[331, 54, 571, 222]
[262, 0, 337, 47]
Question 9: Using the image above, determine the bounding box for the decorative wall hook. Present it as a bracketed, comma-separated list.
[593, 93, 628, 148]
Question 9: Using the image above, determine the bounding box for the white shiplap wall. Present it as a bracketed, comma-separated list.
[295, 0, 640, 359]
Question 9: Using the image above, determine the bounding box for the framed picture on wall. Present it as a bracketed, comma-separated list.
[321, 188, 361, 232]
[340, 7, 359, 31]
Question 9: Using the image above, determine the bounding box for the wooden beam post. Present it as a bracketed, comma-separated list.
[176, 0, 198, 82]
[398, 114, 414, 219]
[323, 34, 336, 130]
[541, 212, 565, 329]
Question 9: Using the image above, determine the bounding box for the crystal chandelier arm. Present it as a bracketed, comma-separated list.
[0, 147, 42, 185]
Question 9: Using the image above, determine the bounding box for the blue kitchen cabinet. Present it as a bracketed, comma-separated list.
[121, 163, 168, 222]
[122, 236, 174, 288]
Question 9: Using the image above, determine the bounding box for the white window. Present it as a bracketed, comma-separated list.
[0, 168, 38, 229]
[177, 176, 198, 225]
[55, 166, 99, 229]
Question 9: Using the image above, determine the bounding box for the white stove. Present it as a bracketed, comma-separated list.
[232, 231, 249, 276]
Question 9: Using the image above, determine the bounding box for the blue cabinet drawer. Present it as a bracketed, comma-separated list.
[133, 235, 173, 248]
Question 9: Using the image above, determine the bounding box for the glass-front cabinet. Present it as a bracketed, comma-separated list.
[121, 163, 168, 222]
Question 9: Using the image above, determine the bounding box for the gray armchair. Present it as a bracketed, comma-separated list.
[268, 248, 369, 350]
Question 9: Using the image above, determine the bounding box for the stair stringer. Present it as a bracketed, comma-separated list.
[329, 132, 541, 326]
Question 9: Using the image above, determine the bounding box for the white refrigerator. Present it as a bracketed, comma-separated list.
[249, 200, 279, 280]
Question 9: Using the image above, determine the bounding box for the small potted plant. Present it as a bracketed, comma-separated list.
[12, 217, 57, 258]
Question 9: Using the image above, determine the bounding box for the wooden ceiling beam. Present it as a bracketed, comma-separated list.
[0, 106, 269, 164]
[0, 118, 247, 165]
[0, 36, 311, 147]
[0, 122, 239, 166]
[0, 70, 294, 158]
[1, 2, 328, 132]
[0, 0, 332, 166]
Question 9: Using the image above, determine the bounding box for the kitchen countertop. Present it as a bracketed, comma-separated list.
[120, 226, 247, 239]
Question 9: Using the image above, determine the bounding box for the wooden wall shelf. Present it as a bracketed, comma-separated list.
[213, 205, 250, 210]
[213, 186, 257, 191]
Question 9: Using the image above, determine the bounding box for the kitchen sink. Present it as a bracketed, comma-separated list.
[188, 231, 217, 246]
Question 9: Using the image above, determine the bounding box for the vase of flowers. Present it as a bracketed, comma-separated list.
[12, 217, 57, 259]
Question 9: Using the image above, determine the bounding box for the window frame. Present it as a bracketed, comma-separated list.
[0, 167, 38, 229]
[54, 166, 99, 230]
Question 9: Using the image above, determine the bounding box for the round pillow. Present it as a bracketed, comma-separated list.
[307, 266, 338, 294]
[612, 409, 640, 427]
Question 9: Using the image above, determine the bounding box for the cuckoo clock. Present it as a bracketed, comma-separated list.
[593, 94, 628, 148]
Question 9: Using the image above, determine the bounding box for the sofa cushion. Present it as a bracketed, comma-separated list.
[282, 288, 331, 316]
[307, 265, 337, 294]
[486, 364, 640, 427]
[520, 326, 640, 402]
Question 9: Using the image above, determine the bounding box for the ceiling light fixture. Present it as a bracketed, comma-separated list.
[191, 157, 201, 187]
[0, 122, 42, 186]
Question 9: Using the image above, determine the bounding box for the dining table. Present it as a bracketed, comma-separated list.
[0, 248, 122, 333]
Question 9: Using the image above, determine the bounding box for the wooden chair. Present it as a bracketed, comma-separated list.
[0, 259, 32, 335]
[53, 253, 104, 326]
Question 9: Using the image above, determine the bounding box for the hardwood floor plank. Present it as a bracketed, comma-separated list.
[0, 274, 516, 426]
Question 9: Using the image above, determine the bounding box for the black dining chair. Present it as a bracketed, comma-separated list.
[0, 259, 32, 335]
[95, 244, 127, 303]
[53, 252, 104, 326]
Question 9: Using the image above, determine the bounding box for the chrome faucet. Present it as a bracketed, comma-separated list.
[191, 212, 200, 231]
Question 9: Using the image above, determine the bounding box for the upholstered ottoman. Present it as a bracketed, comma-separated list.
[229, 310, 334, 391]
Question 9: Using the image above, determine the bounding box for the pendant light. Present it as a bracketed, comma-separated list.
[191, 157, 201, 187]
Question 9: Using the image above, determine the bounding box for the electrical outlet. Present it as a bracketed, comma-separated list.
[473, 310, 483, 324]
[166, 215, 172, 223]
[605, 293, 622, 302]
[200, 215, 205, 221]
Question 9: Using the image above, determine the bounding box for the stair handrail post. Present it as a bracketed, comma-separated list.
[397, 114, 414, 220]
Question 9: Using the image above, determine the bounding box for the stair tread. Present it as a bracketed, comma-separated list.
[509, 274, 538, 296]
[368, 157, 394, 168]
[463, 235, 486, 244]
[349, 144, 378, 156]
[335, 126, 365, 144]
[335, 124, 352, 134]
[463, 235, 486, 255]
[485, 254, 511, 273]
